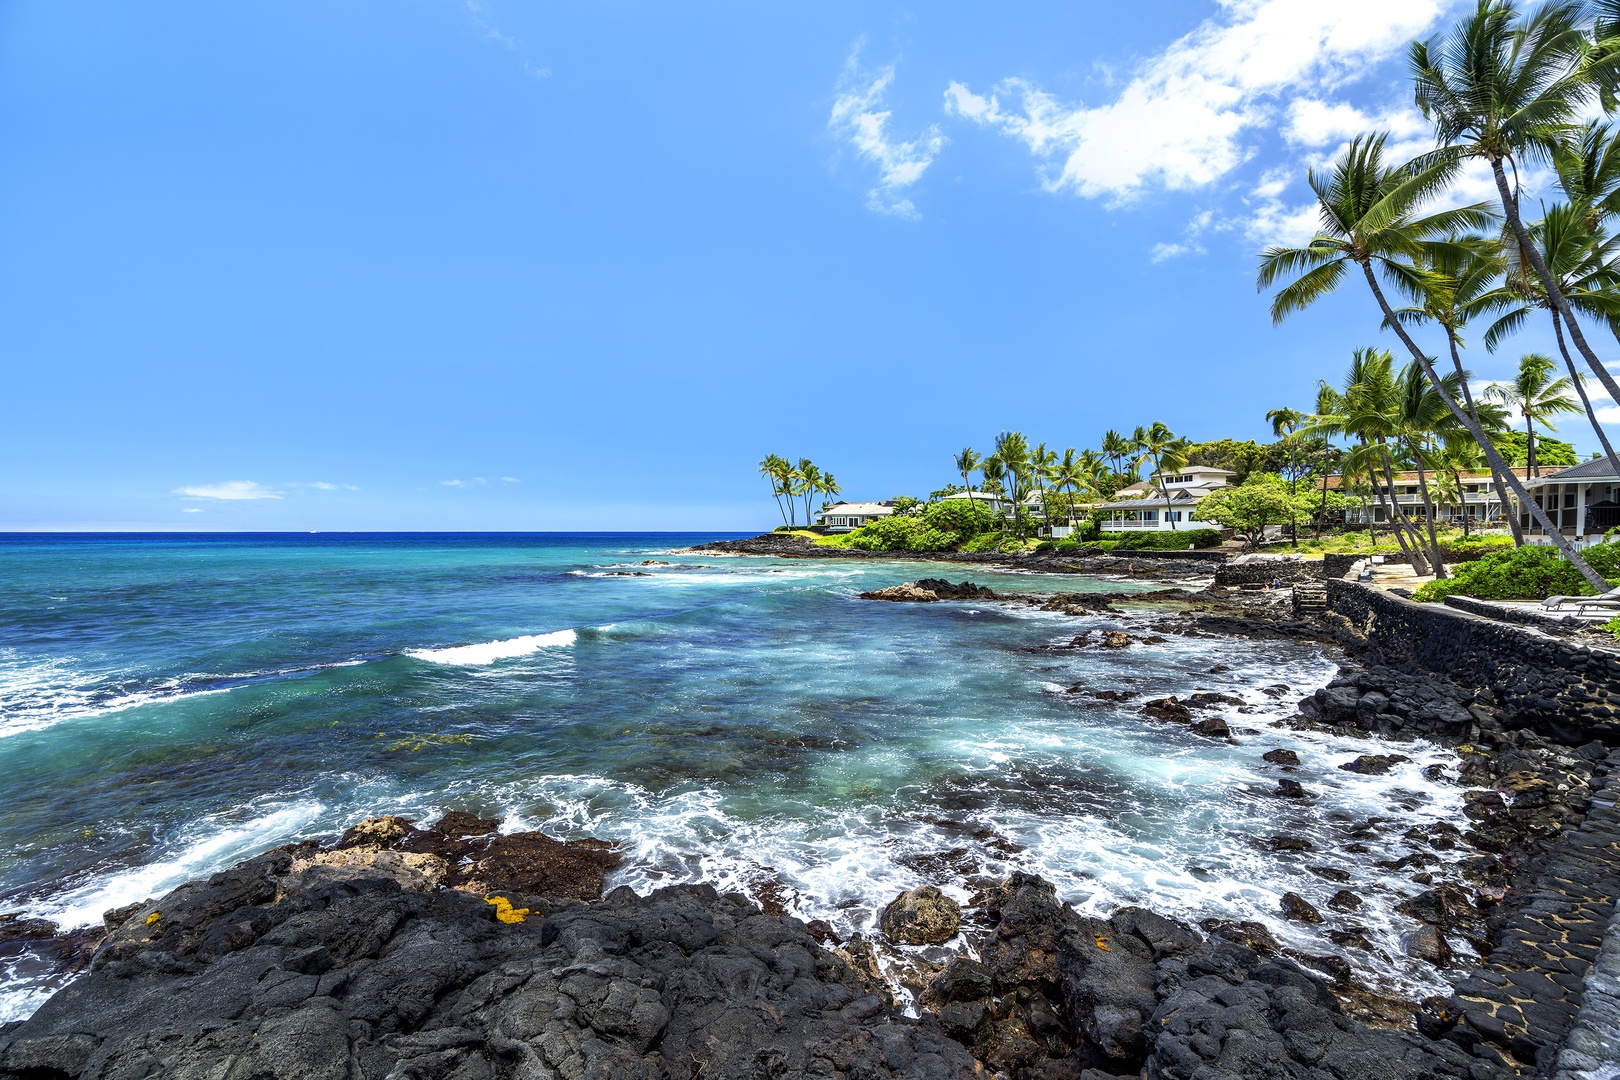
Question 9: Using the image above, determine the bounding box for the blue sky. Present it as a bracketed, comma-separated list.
[0, 0, 1604, 530]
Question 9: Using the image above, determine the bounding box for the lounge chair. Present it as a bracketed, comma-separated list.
[1542, 586, 1620, 614]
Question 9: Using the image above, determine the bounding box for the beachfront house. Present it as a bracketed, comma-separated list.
[820, 501, 895, 531]
[1519, 460, 1620, 547]
[937, 490, 1014, 516]
[1329, 468, 1528, 528]
[1099, 466, 1234, 533]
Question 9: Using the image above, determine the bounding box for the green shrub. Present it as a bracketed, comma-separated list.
[1412, 545, 1597, 602]
[1441, 536, 1515, 563]
[845, 516, 960, 552]
[962, 530, 1007, 554]
[1109, 529, 1223, 551]
[1032, 540, 1054, 553]
[1052, 538, 1080, 553]
[922, 499, 988, 534]
[1075, 519, 1101, 542]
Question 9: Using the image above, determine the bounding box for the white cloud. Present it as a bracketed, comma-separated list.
[946, 0, 1448, 203]
[310, 481, 338, 490]
[501, 476, 522, 484]
[173, 480, 281, 500]
[181, 507, 203, 513]
[1151, 210, 1214, 262]
[440, 478, 489, 488]
[830, 43, 947, 219]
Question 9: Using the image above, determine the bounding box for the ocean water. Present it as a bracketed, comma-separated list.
[0, 533, 1467, 1020]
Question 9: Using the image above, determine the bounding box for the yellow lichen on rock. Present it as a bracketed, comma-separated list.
[485, 895, 529, 924]
[1094, 933, 1111, 952]
[145, 911, 161, 926]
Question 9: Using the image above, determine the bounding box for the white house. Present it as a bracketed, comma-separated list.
[938, 490, 1014, 515]
[820, 501, 894, 531]
[1099, 466, 1235, 533]
[1520, 459, 1620, 546]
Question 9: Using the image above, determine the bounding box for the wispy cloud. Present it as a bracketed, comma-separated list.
[829, 43, 946, 220]
[463, 0, 550, 79]
[945, 0, 1448, 212]
[440, 477, 489, 488]
[1151, 210, 1214, 263]
[501, 476, 522, 484]
[173, 480, 282, 500]
[181, 507, 203, 514]
[307, 481, 360, 491]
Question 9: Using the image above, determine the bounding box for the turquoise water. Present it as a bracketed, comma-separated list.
[0, 533, 1466, 1017]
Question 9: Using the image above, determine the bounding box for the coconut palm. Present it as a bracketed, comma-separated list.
[1100, 429, 1133, 488]
[993, 431, 1033, 538]
[818, 473, 841, 523]
[1266, 406, 1306, 546]
[758, 454, 793, 526]
[954, 448, 983, 532]
[1310, 350, 1436, 573]
[1484, 353, 1579, 478]
[1409, 0, 1620, 429]
[796, 460, 823, 528]
[1395, 360, 1459, 575]
[1479, 202, 1620, 479]
[1131, 422, 1189, 532]
[1257, 133, 1603, 586]
[1386, 239, 1528, 543]
[1031, 442, 1059, 534]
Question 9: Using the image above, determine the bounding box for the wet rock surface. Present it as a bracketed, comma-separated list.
[922, 872, 1510, 1079]
[859, 579, 999, 602]
[879, 886, 961, 946]
[0, 823, 978, 1080]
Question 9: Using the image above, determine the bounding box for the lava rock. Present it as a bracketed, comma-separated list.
[880, 885, 962, 945]
[1262, 748, 1301, 766]
[1279, 892, 1324, 923]
[1339, 753, 1412, 775]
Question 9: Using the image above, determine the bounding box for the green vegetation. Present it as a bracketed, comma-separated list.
[1196, 474, 1337, 548]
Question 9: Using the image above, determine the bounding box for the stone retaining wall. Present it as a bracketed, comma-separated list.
[1213, 553, 1322, 586]
[1325, 579, 1620, 745]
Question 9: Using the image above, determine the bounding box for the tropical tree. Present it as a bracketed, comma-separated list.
[954, 448, 983, 533]
[992, 431, 1033, 538]
[1256, 133, 1604, 587]
[1100, 429, 1133, 487]
[818, 472, 842, 521]
[796, 460, 823, 528]
[1484, 353, 1579, 477]
[1198, 474, 1319, 549]
[1410, 0, 1620, 439]
[1266, 406, 1306, 545]
[1132, 422, 1190, 532]
[1386, 239, 1528, 543]
[758, 454, 793, 526]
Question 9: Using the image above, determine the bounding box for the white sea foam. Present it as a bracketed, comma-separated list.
[406, 630, 577, 666]
[0, 653, 366, 739]
[30, 799, 329, 930]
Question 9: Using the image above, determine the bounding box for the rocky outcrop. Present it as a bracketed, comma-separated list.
[920, 871, 1510, 1079]
[879, 887, 961, 946]
[1295, 664, 1489, 741]
[859, 580, 998, 602]
[0, 844, 977, 1079]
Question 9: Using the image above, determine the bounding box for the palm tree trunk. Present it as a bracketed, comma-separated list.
[1554, 308, 1620, 483]
[1445, 328, 1522, 545]
[1361, 261, 1607, 589]
[1376, 443, 1432, 575]
[1409, 444, 1449, 579]
[1492, 157, 1620, 415]
[1316, 459, 1330, 539]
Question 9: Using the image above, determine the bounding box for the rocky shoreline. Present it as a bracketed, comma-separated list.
[4, 556, 1620, 1077]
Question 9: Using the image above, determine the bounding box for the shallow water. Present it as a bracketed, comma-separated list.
[0, 533, 1466, 1020]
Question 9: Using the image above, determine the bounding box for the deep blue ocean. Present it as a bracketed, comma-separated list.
[0, 533, 1467, 1017]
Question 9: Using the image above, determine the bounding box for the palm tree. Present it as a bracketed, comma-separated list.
[818, 472, 842, 523]
[1480, 202, 1620, 480]
[1308, 382, 1344, 538]
[980, 458, 1007, 524]
[1031, 442, 1058, 535]
[758, 454, 792, 526]
[797, 460, 822, 528]
[1266, 406, 1306, 546]
[1311, 350, 1436, 573]
[1257, 133, 1604, 586]
[1484, 353, 1579, 478]
[1100, 430, 1132, 488]
[1409, 0, 1620, 433]
[1386, 239, 1527, 543]
[1395, 360, 1458, 576]
[993, 432, 1032, 538]
[954, 448, 983, 532]
[1132, 422, 1189, 532]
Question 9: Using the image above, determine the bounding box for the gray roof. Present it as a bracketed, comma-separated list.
[1526, 459, 1620, 484]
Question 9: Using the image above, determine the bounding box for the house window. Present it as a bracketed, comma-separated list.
[1144, 511, 1157, 521]
[1566, 492, 1578, 508]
